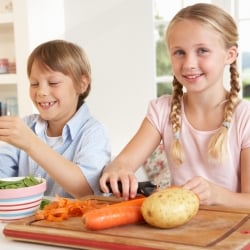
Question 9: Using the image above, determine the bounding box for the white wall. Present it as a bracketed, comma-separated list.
[63, 0, 156, 155]
[26, 0, 65, 49]
[13, 0, 66, 117]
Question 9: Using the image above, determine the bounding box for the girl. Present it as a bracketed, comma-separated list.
[100, 3, 250, 209]
[0, 40, 111, 198]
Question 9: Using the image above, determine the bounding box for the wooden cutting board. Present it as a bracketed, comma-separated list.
[3, 196, 250, 250]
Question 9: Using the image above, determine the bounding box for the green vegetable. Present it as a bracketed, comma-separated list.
[0, 176, 43, 189]
[39, 198, 51, 210]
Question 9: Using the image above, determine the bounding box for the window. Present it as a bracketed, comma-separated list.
[154, 0, 250, 99]
[237, 0, 250, 100]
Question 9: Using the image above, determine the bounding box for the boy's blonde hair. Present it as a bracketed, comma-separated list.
[165, 3, 240, 165]
[27, 39, 92, 109]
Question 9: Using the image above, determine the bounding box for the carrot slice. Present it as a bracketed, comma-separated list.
[35, 196, 110, 222]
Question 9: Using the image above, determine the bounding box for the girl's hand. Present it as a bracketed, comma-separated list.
[0, 116, 35, 151]
[99, 118, 161, 200]
[182, 176, 220, 205]
[99, 164, 138, 200]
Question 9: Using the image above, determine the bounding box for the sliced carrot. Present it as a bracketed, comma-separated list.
[35, 196, 110, 222]
[47, 212, 69, 222]
[82, 205, 144, 230]
[35, 209, 48, 220]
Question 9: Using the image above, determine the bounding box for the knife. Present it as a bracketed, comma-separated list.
[103, 181, 157, 197]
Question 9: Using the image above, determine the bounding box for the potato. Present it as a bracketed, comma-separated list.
[141, 186, 199, 228]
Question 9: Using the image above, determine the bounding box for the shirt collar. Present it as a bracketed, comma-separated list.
[32, 103, 91, 140]
[64, 103, 91, 140]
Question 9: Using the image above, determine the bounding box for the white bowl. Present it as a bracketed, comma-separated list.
[0, 177, 47, 221]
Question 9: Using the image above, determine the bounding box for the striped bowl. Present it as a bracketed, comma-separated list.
[0, 177, 47, 221]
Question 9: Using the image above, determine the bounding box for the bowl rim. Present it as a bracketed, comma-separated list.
[0, 177, 46, 198]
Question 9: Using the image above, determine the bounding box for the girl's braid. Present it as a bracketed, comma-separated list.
[169, 76, 185, 165]
[208, 61, 240, 161]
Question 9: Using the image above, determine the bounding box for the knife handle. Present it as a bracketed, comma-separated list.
[105, 181, 123, 193]
[104, 181, 156, 196]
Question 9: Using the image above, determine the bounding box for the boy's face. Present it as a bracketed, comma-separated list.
[29, 60, 80, 135]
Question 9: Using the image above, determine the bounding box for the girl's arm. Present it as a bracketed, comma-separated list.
[100, 118, 162, 200]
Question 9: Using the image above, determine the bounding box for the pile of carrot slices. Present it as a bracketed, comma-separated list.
[35, 195, 110, 222]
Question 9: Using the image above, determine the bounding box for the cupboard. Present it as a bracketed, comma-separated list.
[0, 0, 33, 117]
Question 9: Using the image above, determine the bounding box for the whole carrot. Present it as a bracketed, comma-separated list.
[111, 196, 145, 207]
[82, 205, 144, 230]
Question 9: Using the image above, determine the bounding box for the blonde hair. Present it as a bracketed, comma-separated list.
[27, 39, 92, 109]
[165, 3, 240, 165]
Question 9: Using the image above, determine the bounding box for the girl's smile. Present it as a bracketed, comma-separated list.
[182, 73, 204, 83]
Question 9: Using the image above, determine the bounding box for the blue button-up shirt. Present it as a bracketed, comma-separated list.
[0, 103, 111, 197]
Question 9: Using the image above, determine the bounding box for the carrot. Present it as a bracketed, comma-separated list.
[111, 196, 145, 207]
[82, 205, 144, 230]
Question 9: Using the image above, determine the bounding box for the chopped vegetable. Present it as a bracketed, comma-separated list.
[0, 176, 42, 189]
[35, 195, 110, 222]
[39, 198, 51, 210]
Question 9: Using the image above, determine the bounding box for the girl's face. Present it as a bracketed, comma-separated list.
[29, 60, 84, 129]
[167, 19, 237, 94]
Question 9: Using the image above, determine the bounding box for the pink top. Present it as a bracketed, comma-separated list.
[146, 95, 250, 192]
